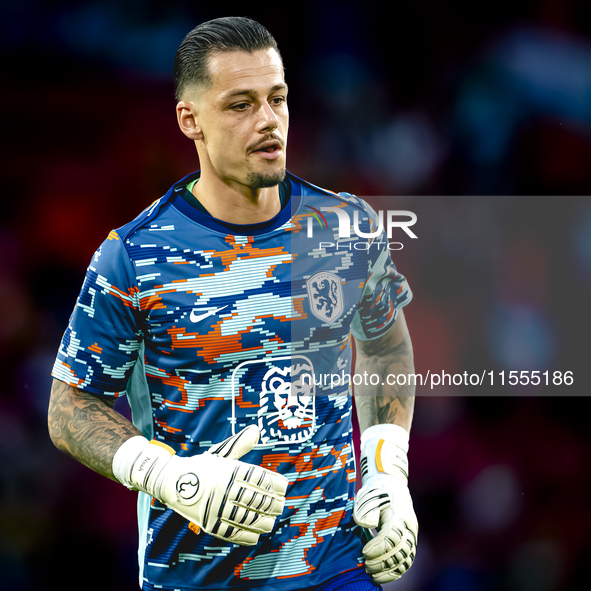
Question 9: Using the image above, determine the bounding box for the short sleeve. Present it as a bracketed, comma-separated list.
[350, 202, 413, 341]
[51, 231, 143, 397]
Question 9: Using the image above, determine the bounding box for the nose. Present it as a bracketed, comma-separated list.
[256, 101, 279, 133]
[286, 389, 299, 409]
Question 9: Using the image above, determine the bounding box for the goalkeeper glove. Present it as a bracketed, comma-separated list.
[353, 424, 418, 584]
[112, 425, 288, 546]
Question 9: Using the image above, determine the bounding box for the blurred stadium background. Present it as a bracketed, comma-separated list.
[1, 1, 590, 590]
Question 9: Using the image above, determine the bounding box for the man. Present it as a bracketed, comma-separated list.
[48, 16, 417, 591]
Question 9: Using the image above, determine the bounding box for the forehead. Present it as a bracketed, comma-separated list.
[204, 49, 285, 100]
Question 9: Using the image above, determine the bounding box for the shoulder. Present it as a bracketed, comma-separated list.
[114, 171, 198, 242]
[287, 171, 373, 212]
[114, 196, 169, 242]
[287, 172, 380, 233]
[115, 195, 173, 242]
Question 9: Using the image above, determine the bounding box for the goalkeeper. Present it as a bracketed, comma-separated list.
[48, 15, 417, 591]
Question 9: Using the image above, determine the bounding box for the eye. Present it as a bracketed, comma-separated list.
[231, 102, 250, 111]
[269, 377, 285, 391]
[270, 96, 286, 106]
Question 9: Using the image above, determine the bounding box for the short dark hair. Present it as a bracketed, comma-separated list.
[173, 16, 281, 100]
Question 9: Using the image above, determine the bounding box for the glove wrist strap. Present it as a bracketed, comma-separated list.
[360, 423, 409, 484]
[112, 436, 175, 498]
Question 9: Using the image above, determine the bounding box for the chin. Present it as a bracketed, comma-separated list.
[246, 168, 286, 189]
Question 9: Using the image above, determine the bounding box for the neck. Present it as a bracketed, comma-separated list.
[193, 170, 282, 225]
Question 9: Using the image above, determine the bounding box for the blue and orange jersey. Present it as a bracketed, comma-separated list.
[52, 171, 412, 590]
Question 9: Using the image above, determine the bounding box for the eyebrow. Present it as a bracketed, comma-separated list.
[221, 83, 288, 101]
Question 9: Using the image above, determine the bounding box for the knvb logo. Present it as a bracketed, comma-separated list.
[304, 205, 417, 243]
[306, 271, 344, 324]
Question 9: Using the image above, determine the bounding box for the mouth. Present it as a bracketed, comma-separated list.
[250, 139, 283, 160]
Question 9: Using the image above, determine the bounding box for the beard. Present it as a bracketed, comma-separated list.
[245, 167, 287, 189]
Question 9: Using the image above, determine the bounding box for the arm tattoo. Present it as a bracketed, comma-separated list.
[354, 314, 415, 434]
[48, 379, 142, 481]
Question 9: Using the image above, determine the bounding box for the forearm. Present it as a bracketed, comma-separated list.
[48, 378, 142, 481]
[354, 312, 415, 434]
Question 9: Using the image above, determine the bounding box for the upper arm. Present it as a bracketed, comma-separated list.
[354, 308, 412, 359]
[51, 233, 143, 398]
[48, 379, 118, 410]
[48, 379, 114, 444]
[352, 309, 415, 432]
[350, 202, 412, 343]
[47, 377, 141, 480]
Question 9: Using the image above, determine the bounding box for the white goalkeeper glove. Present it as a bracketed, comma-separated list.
[112, 425, 288, 546]
[353, 424, 418, 584]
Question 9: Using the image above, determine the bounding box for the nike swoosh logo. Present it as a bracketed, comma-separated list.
[189, 305, 227, 323]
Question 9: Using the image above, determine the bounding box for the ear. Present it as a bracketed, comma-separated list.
[176, 101, 203, 141]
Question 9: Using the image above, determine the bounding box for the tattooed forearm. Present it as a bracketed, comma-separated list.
[48, 378, 142, 481]
[354, 310, 415, 434]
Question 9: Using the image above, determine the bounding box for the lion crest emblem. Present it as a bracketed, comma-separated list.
[231, 355, 316, 446]
[306, 271, 344, 324]
[258, 358, 316, 444]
